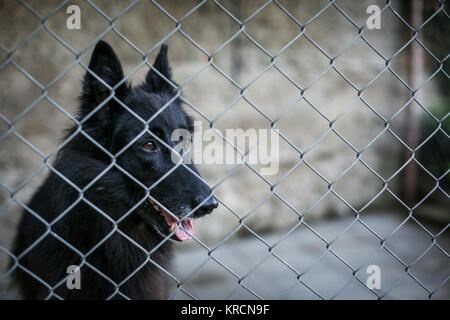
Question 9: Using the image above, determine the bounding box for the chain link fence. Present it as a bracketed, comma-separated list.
[0, 0, 449, 299]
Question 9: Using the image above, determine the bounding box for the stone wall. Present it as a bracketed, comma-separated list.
[0, 0, 432, 260]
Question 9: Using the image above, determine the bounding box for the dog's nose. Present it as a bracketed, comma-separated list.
[194, 196, 218, 216]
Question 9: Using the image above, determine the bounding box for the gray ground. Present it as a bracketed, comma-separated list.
[1, 210, 448, 300]
[169, 211, 449, 300]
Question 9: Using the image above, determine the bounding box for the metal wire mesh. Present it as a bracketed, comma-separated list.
[0, 0, 449, 300]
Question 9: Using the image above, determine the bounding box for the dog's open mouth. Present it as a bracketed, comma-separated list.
[148, 198, 193, 241]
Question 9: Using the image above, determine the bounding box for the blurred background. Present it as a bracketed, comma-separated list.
[0, 0, 448, 299]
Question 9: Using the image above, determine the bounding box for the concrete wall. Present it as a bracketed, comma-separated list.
[0, 0, 424, 280]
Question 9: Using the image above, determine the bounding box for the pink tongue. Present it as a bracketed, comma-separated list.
[162, 210, 193, 241]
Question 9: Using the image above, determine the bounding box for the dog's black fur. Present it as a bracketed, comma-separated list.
[11, 41, 217, 299]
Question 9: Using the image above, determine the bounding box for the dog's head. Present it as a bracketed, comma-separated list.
[79, 41, 217, 242]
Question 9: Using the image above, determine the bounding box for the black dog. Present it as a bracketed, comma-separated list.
[11, 41, 217, 299]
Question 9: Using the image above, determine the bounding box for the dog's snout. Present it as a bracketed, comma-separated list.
[194, 196, 218, 216]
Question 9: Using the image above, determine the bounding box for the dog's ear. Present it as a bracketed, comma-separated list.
[80, 41, 129, 124]
[144, 44, 176, 94]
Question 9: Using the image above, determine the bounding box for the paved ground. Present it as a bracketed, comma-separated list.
[169, 211, 450, 299]
[1, 211, 448, 299]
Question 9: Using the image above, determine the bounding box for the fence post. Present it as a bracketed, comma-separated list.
[405, 0, 424, 205]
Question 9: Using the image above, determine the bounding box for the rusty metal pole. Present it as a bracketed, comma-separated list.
[405, 0, 424, 205]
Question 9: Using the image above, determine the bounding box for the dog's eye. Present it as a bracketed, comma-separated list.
[143, 140, 157, 151]
[183, 136, 192, 148]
